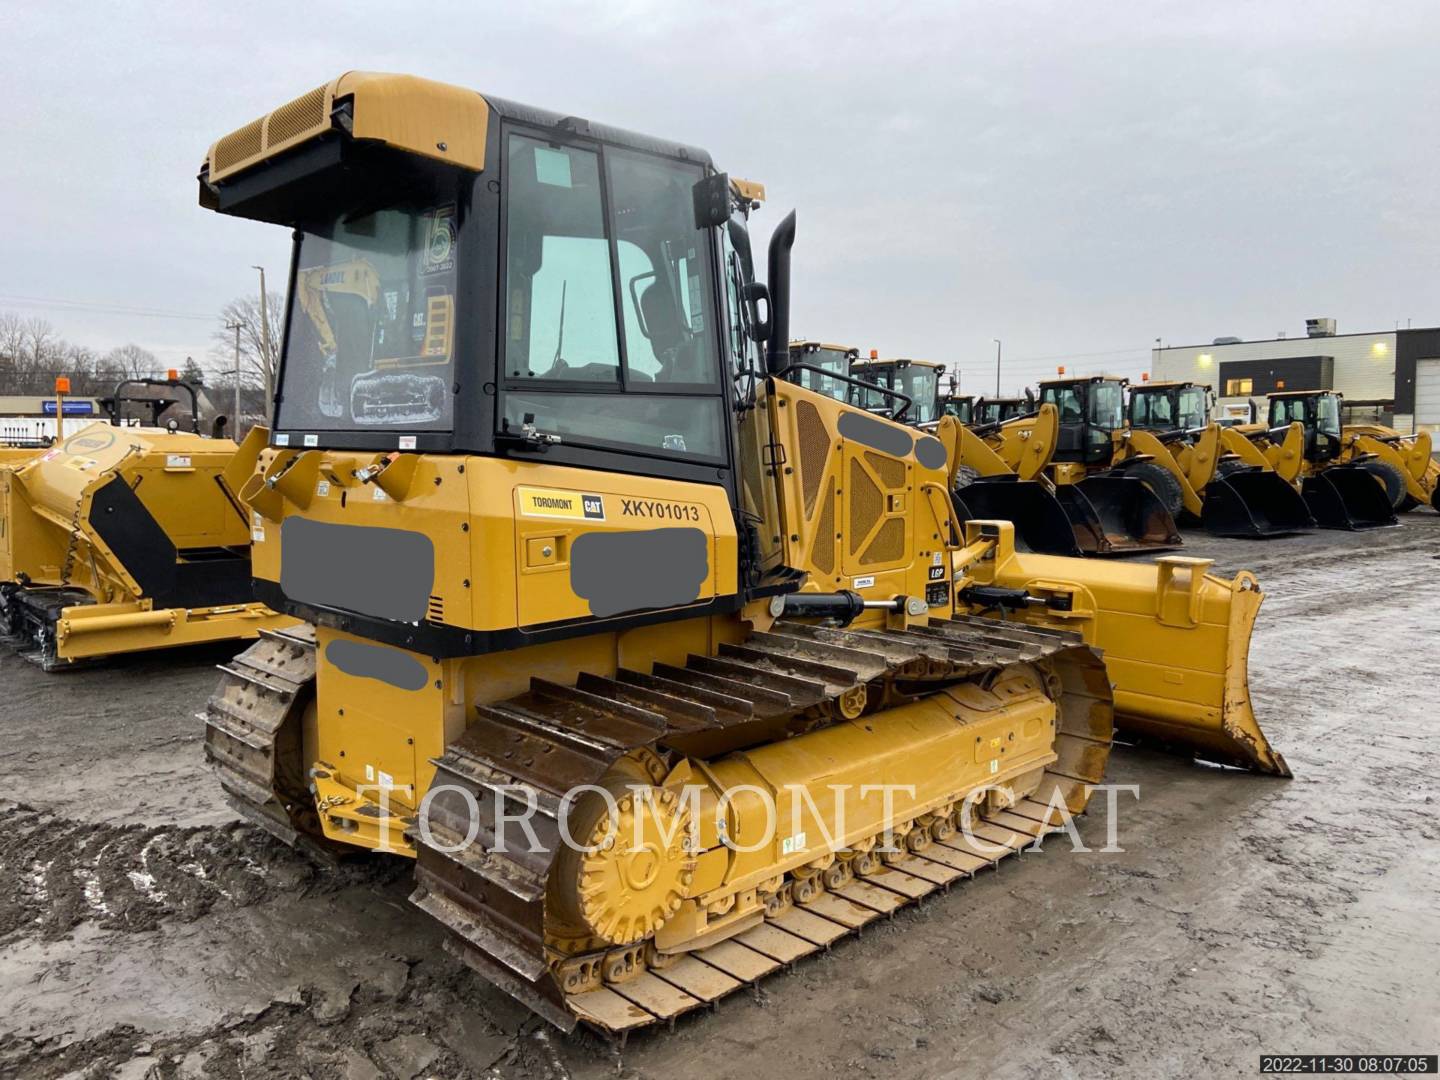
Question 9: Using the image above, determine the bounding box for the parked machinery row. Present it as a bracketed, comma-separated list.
[829, 353, 1435, 555]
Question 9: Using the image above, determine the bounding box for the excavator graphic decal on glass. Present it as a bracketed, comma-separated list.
[287, 204, 456, 429]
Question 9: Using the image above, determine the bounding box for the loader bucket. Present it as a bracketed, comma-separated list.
[953, 477, 1084, 556]
[1301, 467, 1398, 530]
[1054, 476, 1183, 556]
[968, 526, 1291, 777]
[1200, 468, 1315, 538]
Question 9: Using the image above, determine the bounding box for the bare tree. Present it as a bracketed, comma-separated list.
[100, 344, 161, 383]
[211, 292, 284, 412]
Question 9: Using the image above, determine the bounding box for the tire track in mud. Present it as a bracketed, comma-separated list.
[0, 800, 408, 942]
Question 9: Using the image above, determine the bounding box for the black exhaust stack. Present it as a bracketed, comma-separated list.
[764, 211, 796, 375]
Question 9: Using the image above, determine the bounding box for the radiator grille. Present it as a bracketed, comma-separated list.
[850, 458, 882, 555]
[864, 450, 906, 490]
[861, 517, 906, 565]
[811, 478, 836, 575]
[795, 400, 830, 519]
[427, 594, 446, 624]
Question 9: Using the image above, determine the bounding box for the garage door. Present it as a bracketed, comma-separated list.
[1416, 358, 1440, 436]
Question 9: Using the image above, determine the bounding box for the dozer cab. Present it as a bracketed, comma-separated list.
[849, 356, 944, 423]
[1127, 380, 1314, 538]
[1249, 391, 1399, 529]
[198, 72, 1287, 1037]
[0, 376, 295, 669]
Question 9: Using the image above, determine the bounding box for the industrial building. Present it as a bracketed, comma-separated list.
[1151, 318, 1440, 434]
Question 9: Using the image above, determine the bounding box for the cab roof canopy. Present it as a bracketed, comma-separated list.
[200, 71, 714, 225]
[853, 357, 946, 370]
[1038, 373, 1129, 386]
[790, 340, 859, 354]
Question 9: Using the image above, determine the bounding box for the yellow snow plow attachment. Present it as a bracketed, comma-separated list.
[955, 520, 1289, 776]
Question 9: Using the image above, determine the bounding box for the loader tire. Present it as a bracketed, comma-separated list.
[1121, 461, 1184, 519]
[1214, 458, 1249, 479]
[1354, 458, 1407, 509]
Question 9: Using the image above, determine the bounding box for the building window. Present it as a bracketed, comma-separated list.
[1224, 377, 1253, 396]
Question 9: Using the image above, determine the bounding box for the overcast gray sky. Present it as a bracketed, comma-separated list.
[3, 0, 1437, 393]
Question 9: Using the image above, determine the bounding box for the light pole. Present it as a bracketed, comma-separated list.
[252, 265, 273, 423]
[993, 338, 1001, 396]
[226, 319, 243, 432]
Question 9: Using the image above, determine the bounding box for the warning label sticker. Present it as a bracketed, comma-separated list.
[518, 487, 606, 521]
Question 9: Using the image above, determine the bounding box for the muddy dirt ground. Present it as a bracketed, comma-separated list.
[2, 518, 1438, 1079]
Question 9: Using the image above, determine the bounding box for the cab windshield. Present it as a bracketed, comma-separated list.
[280, 201, 460, 430]
[1177, 387, 1208, 430]
[895, 366, 940, 423]
[794, 347, 852, 401]
[1087, 382, 1124, 429]
[942, 397, 972, 423]
[1315, 393, 1341, 437]
[849, 365, 896, 413]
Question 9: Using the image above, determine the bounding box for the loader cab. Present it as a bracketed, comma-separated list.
[939, 394, 974, 424]
[1038, 376, 1126, 464]
[849, 358, 945, 423]
[973, 394, 1033, 427]
[1128, 381, 1211, 435]
[1268, 390, 1344, 463]
[787, 340, 857, 402]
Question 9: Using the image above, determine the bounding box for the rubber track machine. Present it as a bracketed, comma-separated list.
[198, 72, 1288, 1037]
[0, 378, 294, 669]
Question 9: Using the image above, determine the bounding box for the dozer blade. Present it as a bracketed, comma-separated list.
[952, 477, 1084, 556]
[1053, 476, 1182, 556]
[970, 528, 1291, 777]
[1301, 467, 1398, 530]
[1200, 469, 1315, 538]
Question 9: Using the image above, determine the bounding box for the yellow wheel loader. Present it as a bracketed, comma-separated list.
[1241, 391, 1400, 529]
[939, 391, 974, 424]
[197, 72, 1288, 1037]
[1126, 381, 1314, 538]
[0, 378, 295, 669]
[972, 393, 1033, 426]
[934, 396, 1182, 556]
[786, 340, 858, 402]
[848, 355, 946, 423]
[1341, 422, 1439, 512]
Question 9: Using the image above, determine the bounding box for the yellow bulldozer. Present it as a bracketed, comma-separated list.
[1126, 380, 1315, 537]
[197, 72, 1288, 1036]
[0, 377, 294, 669]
